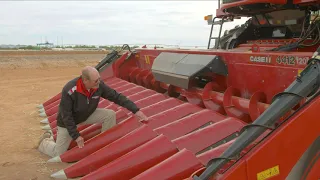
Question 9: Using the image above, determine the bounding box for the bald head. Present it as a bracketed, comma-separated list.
[82, 66, 99, 81]
[81, 66, 100, 89]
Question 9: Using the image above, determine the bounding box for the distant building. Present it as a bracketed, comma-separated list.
[36, 41, 54, 48]
[0, 44, 28, 49]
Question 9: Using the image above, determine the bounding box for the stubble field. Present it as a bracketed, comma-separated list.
[0, 50, 107, 179]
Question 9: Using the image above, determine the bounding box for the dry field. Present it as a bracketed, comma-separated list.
[0, 51, 108, 179]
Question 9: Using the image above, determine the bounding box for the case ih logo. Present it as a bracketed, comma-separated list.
[250, 56, 271, 63]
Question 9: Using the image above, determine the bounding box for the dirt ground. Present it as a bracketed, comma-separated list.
[0, 51, 107, 180]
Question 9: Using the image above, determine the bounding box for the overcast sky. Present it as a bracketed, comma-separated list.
[0, 1, 248, 47]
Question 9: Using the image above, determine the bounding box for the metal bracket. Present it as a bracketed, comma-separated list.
[206, 157, 236, 167]
[239, 124, 275, 135]
[271, 92, 304, 103]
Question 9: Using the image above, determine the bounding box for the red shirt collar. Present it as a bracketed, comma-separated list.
[76, 77, 97, 97]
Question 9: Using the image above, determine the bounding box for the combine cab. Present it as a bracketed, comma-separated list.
[37, 0, 320, 179]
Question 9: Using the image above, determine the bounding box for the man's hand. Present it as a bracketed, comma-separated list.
[135, 111, 148, 123]
[75, 136, 84, 148]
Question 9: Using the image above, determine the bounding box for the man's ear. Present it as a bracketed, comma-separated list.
[82, 77, 88, 83]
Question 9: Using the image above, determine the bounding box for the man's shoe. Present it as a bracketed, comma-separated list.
[35, 131, 52, 149]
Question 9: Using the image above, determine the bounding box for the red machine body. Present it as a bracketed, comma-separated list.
[39, 0, 320, 179]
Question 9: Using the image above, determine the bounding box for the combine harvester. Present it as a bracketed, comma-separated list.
[37, 0, 320, 179]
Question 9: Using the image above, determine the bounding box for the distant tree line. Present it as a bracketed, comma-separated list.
[0, 45, 140, 50]
[19, 45, 43, 50]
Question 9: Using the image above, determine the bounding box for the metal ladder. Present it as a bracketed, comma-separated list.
[207, 16, 229, 49]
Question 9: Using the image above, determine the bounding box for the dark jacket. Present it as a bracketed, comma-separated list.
[57, 76, 139, 140]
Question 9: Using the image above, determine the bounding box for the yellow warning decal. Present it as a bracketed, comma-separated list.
[298, 69, 303, 76]
[257, 165, 280, 180]
[144, 55, 150, 64]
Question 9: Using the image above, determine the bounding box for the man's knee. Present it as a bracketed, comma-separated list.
[101, 109, 116, 124]
[54, 127, 73, 156]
